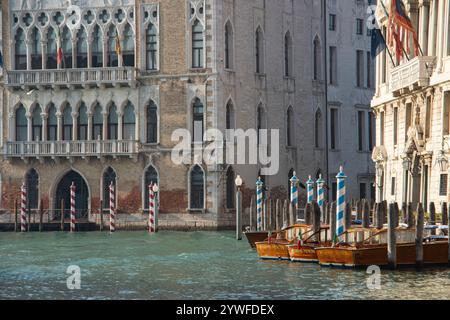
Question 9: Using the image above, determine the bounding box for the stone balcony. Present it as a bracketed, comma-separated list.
[5, 67, 138, 90]
[4, 140, 139, 161]
[390, 56, 435, 96]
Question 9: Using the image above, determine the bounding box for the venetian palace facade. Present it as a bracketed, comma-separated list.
[0, 0, 373, 229]
[372, 0, 450, 211]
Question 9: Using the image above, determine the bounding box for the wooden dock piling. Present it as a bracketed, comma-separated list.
[14, 199, 18, 232]
[387, 203, 397, 269]
[313, 201, 321, 241]
[275, 199, 280, 230]
[394, 202, 399, 228]
[406, 202, 414, 228]
[305, 203, 312, 225]
[416, 203, 424, 268]
[289, 202, 295, 226]
[60, 199, 65, 231]
[362, 200, 370, 228]
[429, 202, 436, 235]
[99, 200, 104, 231]
[27, 205, 31, 232]
[325, 202, 330, 225]
[375, 202, 383, 229]
[442, 202, 448, 227]
[330, 201, 337, 243]
[356, 200, 362, 221]
[39, 200, 43, 232]
[401, 202, 407, 224]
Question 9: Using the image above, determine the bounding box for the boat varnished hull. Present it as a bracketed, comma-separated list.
[287, 244, 319, 262]
[245, 231, 273, 249]
[316, 241, 449, 267]
[255, 241, 290, 260]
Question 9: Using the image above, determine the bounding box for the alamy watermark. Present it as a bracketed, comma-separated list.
[366, 265, 381, 290]
[171, 128, 280, 176]
[66, 265, 81, 290]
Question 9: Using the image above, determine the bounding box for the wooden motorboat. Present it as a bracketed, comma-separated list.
[287, 226, 332, 263]
[315, 227, 449, 268]
[244, 231, 275, 249]
[255, 224, 316, 260]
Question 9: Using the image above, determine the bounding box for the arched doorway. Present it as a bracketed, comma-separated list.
[55, 170, 89, 220]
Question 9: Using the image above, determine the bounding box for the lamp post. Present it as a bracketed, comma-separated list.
[152, 183, 159, 232]
[235, 175, 243, 240]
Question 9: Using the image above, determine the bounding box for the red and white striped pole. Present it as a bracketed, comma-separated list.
[70, 182, 76, 232]
[20, 183, 27, 232]
[148, 183, 155, 233]
[109, 182, 115, 233]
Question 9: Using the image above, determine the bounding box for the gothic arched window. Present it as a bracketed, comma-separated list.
[15, 28, 26, 70]
[92, 103, 103, 140]
[123, 24, 135, 67]
[92, 25, 103, 68]
[47, 104, 57, 141]
[32, 105, 42, 141]
[107, 103, 118, 140]
[190, 165, 204, 209]
[31, 27, 42, 69]
[62, 105, 73, 141]
[15, 105, 27, 141]
[146, 23, 157, 70]
[76, 27, 88, 68]
[123, 102, 135, 140]
[78, 103, 88, 140]
[192, 19, 204, 68]
[146, 101, 158, 143]
[225, 21, 234, 69]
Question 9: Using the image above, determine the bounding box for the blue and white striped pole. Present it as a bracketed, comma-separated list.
[290, 171, 299, 208]
[256, 177, 264, 231]
[306, 176, 314, 204]
[317, 174, 325, 217]
[336, 166, 347, 241]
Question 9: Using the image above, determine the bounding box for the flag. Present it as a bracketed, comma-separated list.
[56, 28, 63, 67]
[388, 0, 420, 61]
[115, 33, 122, 65]
[371, 28, 387, 59]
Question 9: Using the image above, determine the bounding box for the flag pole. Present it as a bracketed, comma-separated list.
[379, 0, 411, 62]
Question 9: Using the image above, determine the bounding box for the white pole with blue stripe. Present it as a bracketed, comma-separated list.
[290, 172, 299, 208]
[306, 176, 314, 204]
[316, 174, 325, 220]
[256, 177, 264, 231]
[336, 166, 347, 242]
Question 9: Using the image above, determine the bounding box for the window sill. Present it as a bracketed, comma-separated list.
[190, 68, 207, 73]
[186, 208, 206, 214]
[224, 68, 235, 73]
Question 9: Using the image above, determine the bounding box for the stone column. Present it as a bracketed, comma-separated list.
[41, 40, 47, 69]
[437, 0, 446, 69]
[102, 111, 108, 140]
[87, 111, 93, 140]
[117, 111, 123, 140]
[419, 2, 429, 55]
[26, 112, 32, 141]
[41, 113, 48, 141]
[71, 39, 77, 69]
[56, 112, 63, 141]
[87, 36, 92, 68]
[72, 112, 78, 140]
[428, 0, 438, 56]
[26, 40, 32, 71]
[103, 36, 108, 67]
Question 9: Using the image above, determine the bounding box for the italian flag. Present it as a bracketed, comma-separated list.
[56, 27, 63, 68]
[115, 33, 122, 66]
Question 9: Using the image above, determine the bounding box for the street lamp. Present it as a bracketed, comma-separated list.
[402, 156, 412, 171]
[235, 175, 243, 240]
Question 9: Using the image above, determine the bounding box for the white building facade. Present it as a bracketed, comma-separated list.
[372, 0, 450, 211]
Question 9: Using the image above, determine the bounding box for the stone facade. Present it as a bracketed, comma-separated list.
[0, 0, 374, 229]
[371, 0, 450, 211]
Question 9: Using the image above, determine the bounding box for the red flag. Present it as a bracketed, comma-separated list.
[56, 28, 63, 67]
[388, 0, 419, 62]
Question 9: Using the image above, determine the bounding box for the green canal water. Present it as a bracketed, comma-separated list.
[1, 231, 450, 300]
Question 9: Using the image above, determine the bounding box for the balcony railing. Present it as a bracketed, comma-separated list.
[4, 140, 139, 158]
[5, 67, 137, 89]
[390, 56, 435, 95]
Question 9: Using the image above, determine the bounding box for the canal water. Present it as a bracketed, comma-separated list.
[1, 231, 450, 300]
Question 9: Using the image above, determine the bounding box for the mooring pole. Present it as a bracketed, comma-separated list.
[344, 201, 352, 243]
[249, 196, 254, 231]
[362, 200, 370, 228]
[275, 199, 280, 230]
[416, 203, 424, 268]
[14, 199, 18, 232]
[388, 203, 397, 269]
[406, 202, 414, 228]
[401, 202, 407, 224]
[442, 202, 448, 227]
[313, 201, 321, 242]
[429, 202, 436, 236]
[394, 202, 399, 228]
[304, 202, 312, 225]
[99, 200, 104, 232]
[289, 201, 295, 227]
[236, 182, 242, 241]
[330, 201, 337, 244]
[356, 200, 362, 221]
[39, 199, 43, 232]
[60, 199, 65, 231]
[282, 199, 288, 229]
